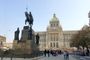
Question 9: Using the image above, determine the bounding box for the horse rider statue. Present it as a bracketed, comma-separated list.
[25, 11, 33, 27]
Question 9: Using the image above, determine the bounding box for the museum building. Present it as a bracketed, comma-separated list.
[36, 14, 78, 51]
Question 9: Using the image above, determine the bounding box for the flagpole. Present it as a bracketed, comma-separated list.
[26, 0, 28, 12]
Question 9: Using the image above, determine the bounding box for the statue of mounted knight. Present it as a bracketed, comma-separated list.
[25, 11, 33, 27]
[25, 11, 34, 40]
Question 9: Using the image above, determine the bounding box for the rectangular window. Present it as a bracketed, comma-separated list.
[51, 24, 53, 27]
[56, 42, 58, 48]
[50, 43, 52, 47]
[54, 43, 55, 47]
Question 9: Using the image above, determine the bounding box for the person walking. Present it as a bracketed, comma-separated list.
[63, 51, 66, 60]
[64, 51, 69, 60]
[66, 51, 69, 60]
[44, 49, 47, 57]
[47, 50, 50, 57]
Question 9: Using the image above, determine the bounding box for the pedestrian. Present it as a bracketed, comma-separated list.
[47, 50, 50, 57]
[86, 49, 89, 56]
[63, 51, 66, 60]
[44, 49, 47, 57]
[64, 51, 69, 60]
[66, 51, 69, 60]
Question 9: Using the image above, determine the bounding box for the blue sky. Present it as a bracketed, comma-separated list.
[0, 0, 90, 42]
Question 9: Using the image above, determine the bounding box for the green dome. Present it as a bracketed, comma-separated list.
[50, 13, 59, 22]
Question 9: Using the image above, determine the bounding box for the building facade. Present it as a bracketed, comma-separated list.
[4, 43, 13, 49]
[0, 35, 6, 49]
[36, 14, 78, 51]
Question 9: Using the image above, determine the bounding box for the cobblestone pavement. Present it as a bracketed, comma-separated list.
[72, 55, 90, 60]
[0, 54, 90, 60]
[38, 55, 78, 60]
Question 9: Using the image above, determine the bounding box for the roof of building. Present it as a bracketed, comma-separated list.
[0, 35, 6, 38]
[63, 30, 79, 35]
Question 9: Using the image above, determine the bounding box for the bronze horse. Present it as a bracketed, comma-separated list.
[25, 11, 33, 27]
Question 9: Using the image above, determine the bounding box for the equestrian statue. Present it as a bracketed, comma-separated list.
[25, 11, 33, 27]
[25, 11, 34, 40]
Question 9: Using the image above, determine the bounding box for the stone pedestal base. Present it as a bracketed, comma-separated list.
[13, 26, 39, 55]
[26, 40, 39, 54]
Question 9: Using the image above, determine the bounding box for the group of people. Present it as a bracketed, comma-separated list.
[43, 49, 63, 57]
[43, 49, 50, 57]
[43, 49, 69, 59]
[77, 48, 90, 56]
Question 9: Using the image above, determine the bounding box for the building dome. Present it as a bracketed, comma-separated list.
[50, 13, 59, 22]
[82, 25, 89, 30]
[47, 13, 62, 31]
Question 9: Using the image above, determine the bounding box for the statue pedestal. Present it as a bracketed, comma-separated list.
[19, 40, 38, 54]
[13, 26, 39, 55]
[25, 40, 33, 54]
[13, 40, 18, 49]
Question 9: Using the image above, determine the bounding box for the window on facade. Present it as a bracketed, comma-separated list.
[57, 24, 58, 26]
[57, 36, 58, 41]
[51, 24, 52, 27]
[56, 42, 58, 48]
[54, 24, 55, 27]
[51, 35, 52, 41]
[54, 37, 55, 41]
[53, 42, 55, 47]
[53, 35, 55, 41]
[50, 43, 52, 47]
[0, 41, 3, 45]
[56, 38, 58, 41]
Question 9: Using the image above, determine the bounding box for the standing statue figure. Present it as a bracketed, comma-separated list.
[36, 33, 40, 45]
[14, 28, 20, 40]
[25, 11, 33, 27]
